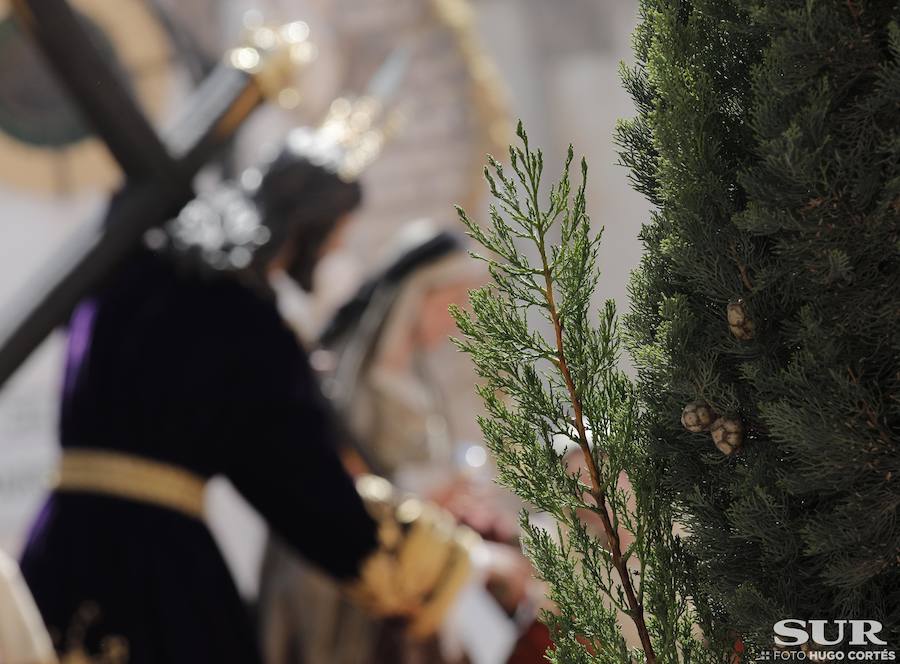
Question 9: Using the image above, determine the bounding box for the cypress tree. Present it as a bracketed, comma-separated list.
[619, 0, 900, 650]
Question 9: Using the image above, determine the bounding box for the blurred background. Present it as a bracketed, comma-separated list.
[0, 0, 647, 608]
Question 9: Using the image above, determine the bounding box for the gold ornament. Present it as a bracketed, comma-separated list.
[681, 401, 716, 433]
[727, 300, 755, 340]
[710, 417, 743, 455]
[348, 475, 479, 638]
[226, 19, 318, 106]
[58, 602, 130, 664]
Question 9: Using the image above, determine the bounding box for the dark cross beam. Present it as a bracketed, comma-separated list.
[0, 0, 276, 388]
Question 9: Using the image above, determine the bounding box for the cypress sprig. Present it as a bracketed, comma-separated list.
[453, 123, 722, 664]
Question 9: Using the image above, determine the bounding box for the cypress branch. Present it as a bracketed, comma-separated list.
[453, 122, 723, 664]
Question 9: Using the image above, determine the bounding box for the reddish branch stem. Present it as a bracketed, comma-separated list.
[539, 247, 658, 664]
[729, 242, 754, 292]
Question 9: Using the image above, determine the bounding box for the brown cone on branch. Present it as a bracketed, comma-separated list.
[681, 401, 716, 433]
[710, 417, 743, 455]
[727, 300, 755, 340]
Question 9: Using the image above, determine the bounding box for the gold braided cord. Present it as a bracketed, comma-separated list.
[55, 450, 206, 521]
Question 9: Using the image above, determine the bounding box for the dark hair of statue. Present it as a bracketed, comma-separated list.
[253, 148, 363, 291]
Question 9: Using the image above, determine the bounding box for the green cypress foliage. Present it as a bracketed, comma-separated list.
[453, 124, 724, 663]
[619, 0, 900, 649]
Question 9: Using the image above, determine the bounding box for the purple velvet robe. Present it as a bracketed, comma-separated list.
[19, 248, 378, 663]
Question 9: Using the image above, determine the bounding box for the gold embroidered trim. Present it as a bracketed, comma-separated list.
[347, 475, 478, 638]
[55, 450, 206, 520]
[407, 525, 477, 638]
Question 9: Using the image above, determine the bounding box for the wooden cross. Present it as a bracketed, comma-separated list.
[0, 0, 298, 388]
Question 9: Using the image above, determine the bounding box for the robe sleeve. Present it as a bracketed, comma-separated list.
[221, 309, 379, 580]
